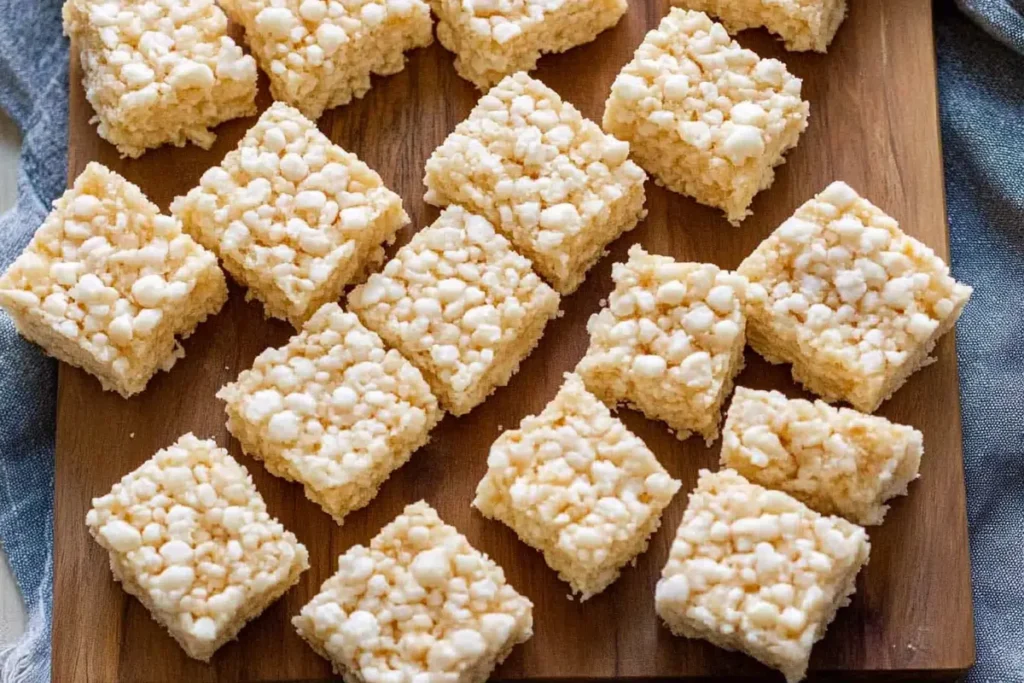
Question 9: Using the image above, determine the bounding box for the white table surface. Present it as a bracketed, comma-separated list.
[0, 108, 27, 647]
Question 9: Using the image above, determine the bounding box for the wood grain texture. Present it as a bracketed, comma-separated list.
[52, 1, 975, 680]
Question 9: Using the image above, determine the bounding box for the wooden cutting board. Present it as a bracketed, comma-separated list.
[51, 0, 975, 680]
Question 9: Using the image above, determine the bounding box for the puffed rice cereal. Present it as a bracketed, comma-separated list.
[425, 72, 647, 294]
[221, 0, 433, 120]
[348, 206, 560, 416]
[293, 501, 533, 683]
[576, 244, 747, 443]
[0, 163, 227, 398]
[86, 433, 309, 660]
[737, 181, 973, 413]
[217, 303, 442, 524]
[721, 387, 924, 525]
[602, 9, 809, 225]
[172, 103, 409, 328]
[656, 468, 870, 683]
[671, 0, 847, 52]
[474, 373, 681, 599]
[63, 0, 258, 158]
[430, 0, 628, 89]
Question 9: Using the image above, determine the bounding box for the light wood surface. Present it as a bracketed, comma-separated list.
[52, 1, 975, 680]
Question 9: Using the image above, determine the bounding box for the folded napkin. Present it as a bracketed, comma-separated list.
[0, 0, 1020, 681]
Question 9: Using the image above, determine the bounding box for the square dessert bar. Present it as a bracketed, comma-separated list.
[348, 206, 560, 415]
[656, 468, 870, 683]
[86, 433, 310, 661]
[431, 0, 628, 90]
[425, 72, 648, 294]
[721, 387, 923, 525]
[737, 181, 973, 413]
[671, 0, 847, 52]
[217, 303, 442, 524]
[221, 0, 433, 121]
[172, 103, 410, 329]
[576, 245, 747, 443]
[294, 501, 534, 683]
[602, 9, 809, 225]
[0, 163, 227, 398]
[474, 373, 681, 599]
[63, 0, 258, 158]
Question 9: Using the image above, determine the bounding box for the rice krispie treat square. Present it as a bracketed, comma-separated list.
[576, 245, 747, 443]
[656, 468, 870, 683]
[217, 303, 442, 524]
[737, 181, 973, 413]
[221, 0, 433, 121]
[172, 103, 410, 329]
[293, 501, 534, 683]
[430, 0, 628, 90]
[474, 373, 681, 599]
[0, 163, 227, 398]
[721, 387, 923, 525]
[348, 206, 561, 416]
[63, 0, 258, 158]
[425, 72, 648, 294]
[86, 433, 310, 661]
[671, 0, 847, 52]
[602, 9, 809, 225]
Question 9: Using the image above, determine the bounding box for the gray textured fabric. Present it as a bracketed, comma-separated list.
[0, 2, 1021, 682]
[0, 0, 65, 680]
[957, 0, 1024, 51]
[938, 1, 1024, 681]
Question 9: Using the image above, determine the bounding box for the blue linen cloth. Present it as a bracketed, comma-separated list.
[0, 1, 1020, 681]
[936, 1, 1024, 680]
[0, 0, 65, 681]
